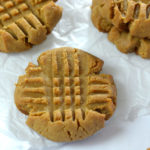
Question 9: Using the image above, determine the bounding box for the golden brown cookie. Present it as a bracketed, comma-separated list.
[0, 0, 62, 53]
[108, 27, 150, 58]
[14, 47, 117, 142]
[91, 0, 150, 58]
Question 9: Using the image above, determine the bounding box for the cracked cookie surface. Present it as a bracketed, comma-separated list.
[14, 47, 117, 142]
[91, 0, 150, 58]
[0, 0, 62, 53]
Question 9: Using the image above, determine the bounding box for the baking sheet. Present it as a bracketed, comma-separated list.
[0, 0, 150, 150]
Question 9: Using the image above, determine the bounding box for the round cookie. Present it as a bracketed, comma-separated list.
[14, 47, 117, 142]
[0, 0, 62, 53]
[91, 0, 150, 58]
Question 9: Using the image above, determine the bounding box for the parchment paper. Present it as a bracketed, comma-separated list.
[0, 0, 150, 150]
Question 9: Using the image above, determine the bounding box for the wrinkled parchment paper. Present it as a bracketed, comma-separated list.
[0, 0, 150, 150]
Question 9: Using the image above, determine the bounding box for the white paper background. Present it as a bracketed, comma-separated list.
[0, 0, 150, 150]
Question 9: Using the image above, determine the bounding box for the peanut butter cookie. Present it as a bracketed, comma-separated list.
[91, 0, 150, 58]
[0, 0, 62, 53]
[14, 47, 117, 142]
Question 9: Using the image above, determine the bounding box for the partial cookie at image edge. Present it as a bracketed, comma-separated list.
[0, 0, 62, 53]
[91, 0, 150, 59]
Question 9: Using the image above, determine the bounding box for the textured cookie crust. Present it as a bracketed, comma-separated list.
[0, 0, 62, 53]
[91, 0, 150, 58]
[14, 47, 117, 142]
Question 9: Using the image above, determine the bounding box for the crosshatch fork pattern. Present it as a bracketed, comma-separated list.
[52, 51, 81, 107]
[0, 0, 50, 28]
[0, 0, 62, 52]
[14, 48, 117, 142]
[51, 51, 82, 121]
[15, 48, 116, 122]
